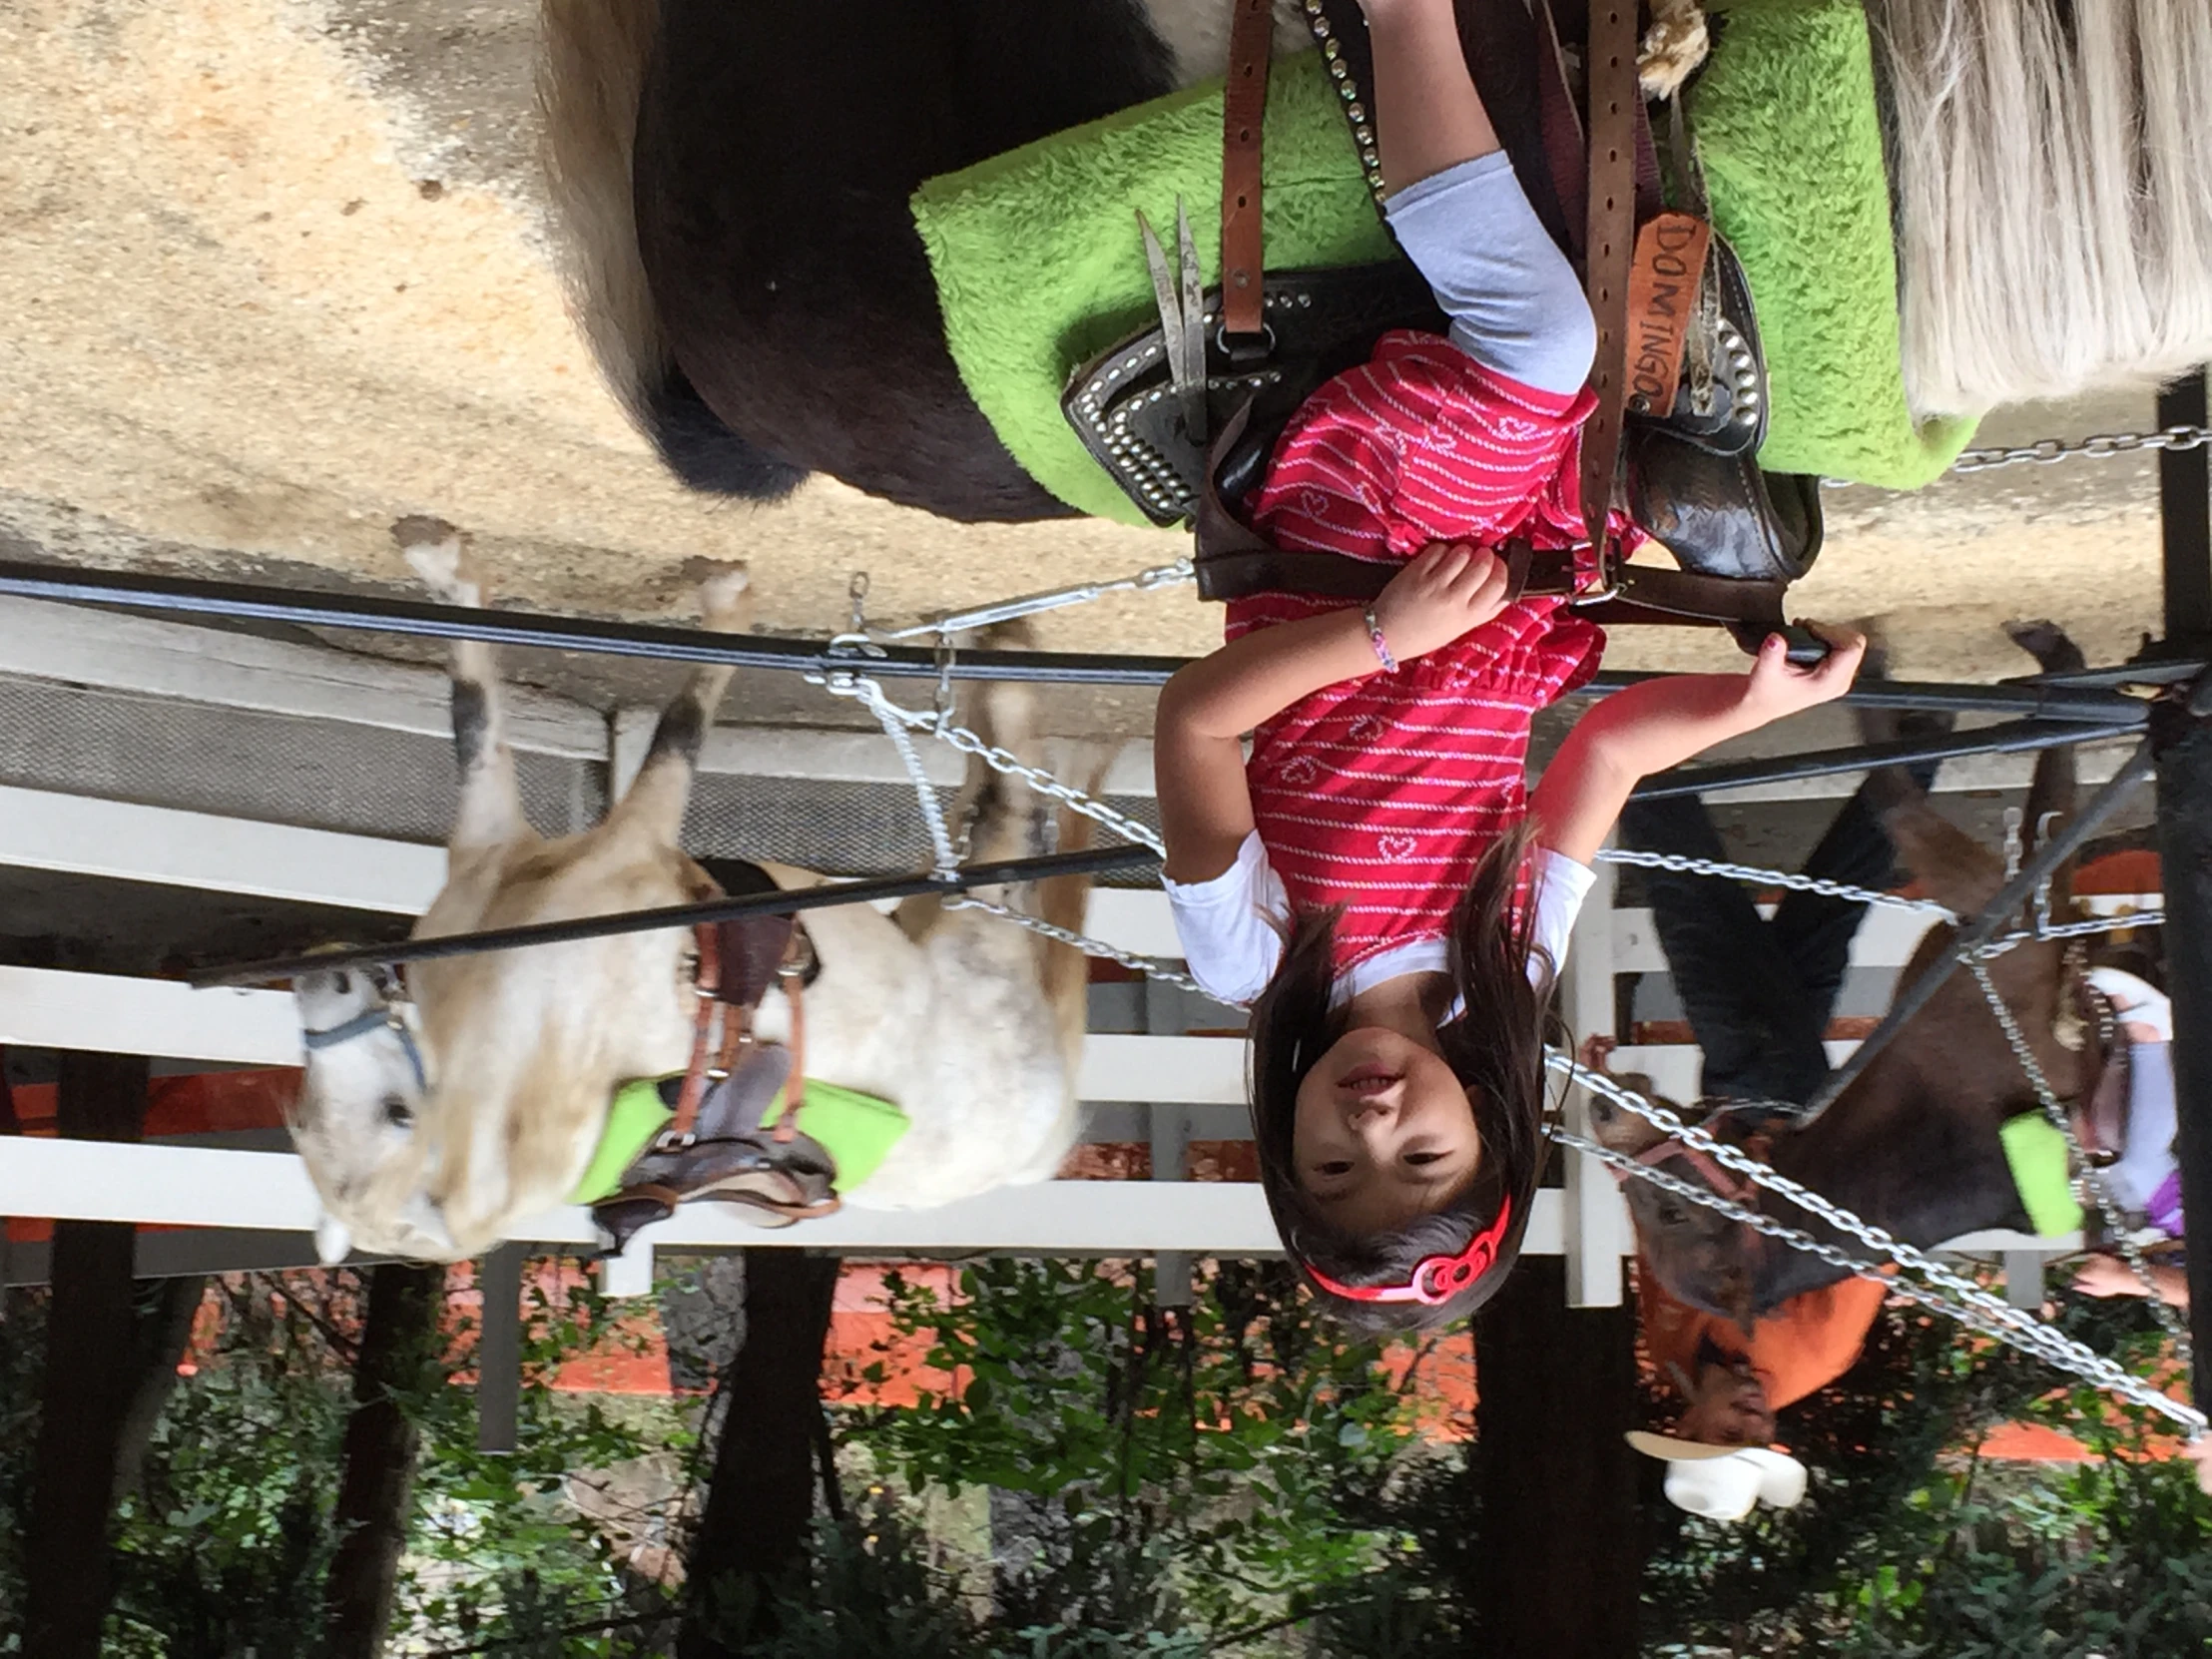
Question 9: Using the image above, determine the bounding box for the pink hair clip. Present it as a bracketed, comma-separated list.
[1304, 1193, 1515, 1306]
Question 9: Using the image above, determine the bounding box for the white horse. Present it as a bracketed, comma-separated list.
[291, 518, 1097, 1263]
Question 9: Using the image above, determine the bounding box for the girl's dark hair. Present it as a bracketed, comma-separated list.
[1249, 822, 1559, 1335]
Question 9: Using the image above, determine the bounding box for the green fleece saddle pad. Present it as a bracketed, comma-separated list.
[908, 0, 1974, 527]
[571, 1076, 911, 1205]
[1999, 1113, 2087, 1238]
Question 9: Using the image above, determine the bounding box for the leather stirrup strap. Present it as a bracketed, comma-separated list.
[1576, 565, 1793, 652]
[669, 923, 723, 1143]
[773, 956, 807, 1142]
[1221, 0, 1274, 340]
[1194, 538, 1573, 605]
[1578, 0, 1643, 553]
[1531, 0, 1587, 257]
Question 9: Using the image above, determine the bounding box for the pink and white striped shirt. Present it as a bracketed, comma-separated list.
[1230, 331, 1615, 974]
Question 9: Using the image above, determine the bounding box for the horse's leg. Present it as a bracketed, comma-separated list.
[395, 516, 527, 853]
[2001, 620, 2092, 1084]
[939, 624, 1101, 1086]
[2007, 620, 2085, 864]
[607, 565, 754, 843]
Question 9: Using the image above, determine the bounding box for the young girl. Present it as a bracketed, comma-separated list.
[1153, 0, 1866, 1332]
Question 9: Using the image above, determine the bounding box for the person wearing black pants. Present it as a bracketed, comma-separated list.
[1616, 743, 1942, 1497]
[1617, 751, 1940, 1109]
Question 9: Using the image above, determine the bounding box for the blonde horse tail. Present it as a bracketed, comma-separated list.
[1874, 0, 2212, 416]
[539, 0, 805, 496]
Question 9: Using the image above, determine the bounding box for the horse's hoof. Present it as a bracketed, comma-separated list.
[396, 517, 481, 606]
[2004, 618, 2086, 675]
[693, 561, 754, 632]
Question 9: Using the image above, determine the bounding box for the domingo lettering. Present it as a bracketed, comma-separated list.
[1625, 213, 1712, 418]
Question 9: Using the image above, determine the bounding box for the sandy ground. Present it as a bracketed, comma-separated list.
[0, 0, 2180, 723]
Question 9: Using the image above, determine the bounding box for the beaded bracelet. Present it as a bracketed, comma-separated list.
[1362, 605, 1398, 673]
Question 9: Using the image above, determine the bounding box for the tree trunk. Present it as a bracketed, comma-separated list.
[323, 1263, 443, 1659]
[1472, 1256, 1642, 1659]
[22, 1050, 150, 1659]
[112, 1274, 213, 1501]
[659, 1253, 749, 1392]
[679, 1250, 840, 1658]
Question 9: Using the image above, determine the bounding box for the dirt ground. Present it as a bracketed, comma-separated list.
[0, 0, 2180, 724]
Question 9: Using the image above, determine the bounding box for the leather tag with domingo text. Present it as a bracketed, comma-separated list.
[1625, 212, 1712, 419]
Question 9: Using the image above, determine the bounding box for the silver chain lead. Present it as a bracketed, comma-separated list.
[860, 559, 1195, 644]
[1592, 847, 1958, 917]
[1550, 1054, 2205, 1434]
[810, 669, 1167, 858]
[1950, 424, 2212, 474]
[1596, 847, 2159, 955]
[1548, 1115, 2204, 1434]
[947, 893, 1207, 996]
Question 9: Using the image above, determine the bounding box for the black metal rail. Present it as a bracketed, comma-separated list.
[1628, 717, 2144, 803]
[0, 559, 2154, 722]
[191, 842, 1161, 988]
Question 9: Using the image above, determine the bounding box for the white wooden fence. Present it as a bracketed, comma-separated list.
[0, 594, 2118, 1312]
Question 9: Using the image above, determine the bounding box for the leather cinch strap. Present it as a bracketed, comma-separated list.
[670, 922, 724, 1144]
[1578, 0, 1642, 553]
[1196, 539, 1570, 605]
[1221, 0, 1274, 341]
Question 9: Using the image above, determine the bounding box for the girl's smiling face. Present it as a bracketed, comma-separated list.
[1293, 1026, 1482, 1231]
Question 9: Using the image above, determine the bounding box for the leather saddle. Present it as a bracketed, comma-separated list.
[1060, 0, 1823, 652]
[590, 911, 840, 1258]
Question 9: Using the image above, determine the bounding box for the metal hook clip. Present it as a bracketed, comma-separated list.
[931, 631, 957, 735]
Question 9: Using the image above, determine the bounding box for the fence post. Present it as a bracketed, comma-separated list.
[1146, 976, 1194, 1309]
[1562, 843, 1630, 1308]
[2153, 368, 2212, 1405]
[476, 1243, 524, 1455]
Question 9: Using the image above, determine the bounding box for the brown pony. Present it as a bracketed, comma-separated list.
[1590, 625, 2100, 1323]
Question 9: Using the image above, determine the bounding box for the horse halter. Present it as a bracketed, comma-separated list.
[1631, 1104, 1777, 1207]
[299, 973, 430, 1096]
[1304, 1193, 1516, 1308]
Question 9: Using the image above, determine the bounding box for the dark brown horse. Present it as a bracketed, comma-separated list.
[542, 0, 1258, 521]
[1589, 625, 2101, 1322]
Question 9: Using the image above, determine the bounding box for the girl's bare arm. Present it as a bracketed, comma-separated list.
[1155, 546, 1510, 881]
[1366, 0, 1502, 196]
[1155, 609, 1377, 882]
[1529, 626, 1867, 865]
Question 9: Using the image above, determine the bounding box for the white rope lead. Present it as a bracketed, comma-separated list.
[856, 676, 962, 876]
